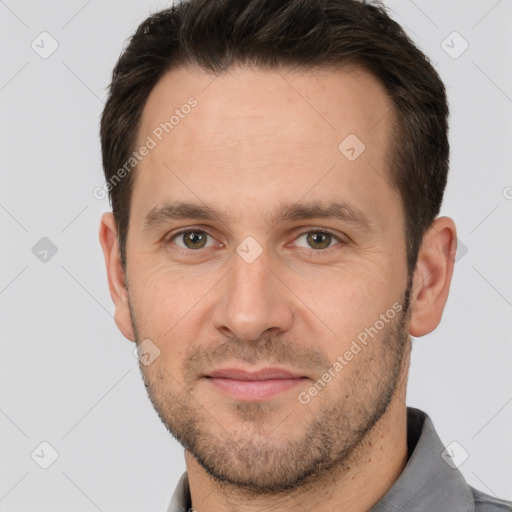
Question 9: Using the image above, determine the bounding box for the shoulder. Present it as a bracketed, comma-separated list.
[472, 486, 512, 512]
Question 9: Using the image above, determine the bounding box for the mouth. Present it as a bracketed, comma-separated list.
[203, 367, 309, 401]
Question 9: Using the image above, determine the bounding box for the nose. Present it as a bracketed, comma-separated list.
[211, 246, 294, 342]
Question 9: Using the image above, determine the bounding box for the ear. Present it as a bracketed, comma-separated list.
[99, 212, 135, 342]
[408, 216, 457, 337]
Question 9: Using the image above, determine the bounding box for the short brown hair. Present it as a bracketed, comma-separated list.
[100, 0, 449, 274]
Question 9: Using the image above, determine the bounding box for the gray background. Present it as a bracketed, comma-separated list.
[1, 0, 511, 510]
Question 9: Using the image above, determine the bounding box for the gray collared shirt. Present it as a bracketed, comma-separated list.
[166, 407, 512, 511]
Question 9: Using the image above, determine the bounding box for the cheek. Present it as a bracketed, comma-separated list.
[289, 261, 396, 338]
[128, 258, 217, 339]
[128, 241, 404, 352]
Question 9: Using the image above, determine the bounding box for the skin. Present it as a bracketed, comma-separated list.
[99, 64, 457, 512]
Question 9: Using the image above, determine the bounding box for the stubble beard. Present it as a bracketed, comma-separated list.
[129, 285, 411, 496]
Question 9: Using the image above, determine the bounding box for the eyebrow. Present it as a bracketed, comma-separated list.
[143, 200, 375, 232]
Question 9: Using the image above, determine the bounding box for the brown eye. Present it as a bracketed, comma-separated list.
[294, 230, 343, 250]
[172, 230, 213, 250]
[306, 231, 332, 249]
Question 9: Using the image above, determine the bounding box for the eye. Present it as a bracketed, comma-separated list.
[293, 229, 344, 250]
[167, 229, 218, 250]
[163, 228, 345, 254]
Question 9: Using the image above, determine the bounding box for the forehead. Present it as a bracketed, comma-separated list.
[138, 63, 393, 153]
[132, 64, 399, 228]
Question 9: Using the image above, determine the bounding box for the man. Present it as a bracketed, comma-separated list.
[98, 0, 512, 510]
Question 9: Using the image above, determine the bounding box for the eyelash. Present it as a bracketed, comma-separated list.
[162, 228, 346, 255]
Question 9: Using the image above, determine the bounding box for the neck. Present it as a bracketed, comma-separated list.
[185, 392, 409, 512]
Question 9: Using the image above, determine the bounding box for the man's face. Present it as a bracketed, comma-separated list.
[123, 65, 412, 491]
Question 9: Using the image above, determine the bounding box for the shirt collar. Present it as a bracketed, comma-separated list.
[167, 471, 191, 512]
[166, 407, 476, 512]
[369, 407, 475, 511]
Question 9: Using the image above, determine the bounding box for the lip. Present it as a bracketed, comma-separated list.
[204, 367, 308, 401]
[207, 367, 303, 380]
